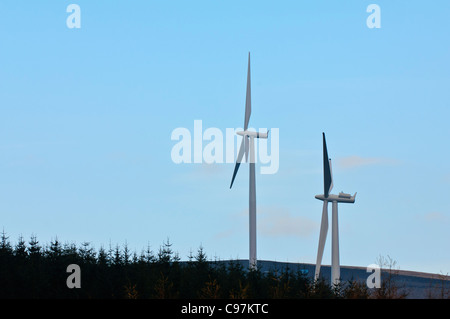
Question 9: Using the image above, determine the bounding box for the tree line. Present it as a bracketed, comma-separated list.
[0, 231, 423, 299]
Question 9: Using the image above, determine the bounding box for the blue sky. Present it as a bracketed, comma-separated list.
[1, 1, 449, 275]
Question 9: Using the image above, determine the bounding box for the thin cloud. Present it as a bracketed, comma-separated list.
[196, 163, 227, 176]
[443, 174, 450, 184]
[213, 229, 235, 240]
[173, 162, 228, 184]
[423, 212, 448, 223]
[336, 155, 399, 170]
[259, 207, 318, 239]
[217, 207, 318, 240]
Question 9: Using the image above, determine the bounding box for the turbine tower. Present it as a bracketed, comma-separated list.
[314, 132, 356, 286]
[230, 52, 268, 270]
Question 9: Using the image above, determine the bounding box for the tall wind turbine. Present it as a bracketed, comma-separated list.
[230, 52, 268, 270]
[314, 132, 357, 286]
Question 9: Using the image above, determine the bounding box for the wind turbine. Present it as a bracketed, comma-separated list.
[314, 132, 356, 286]
[229, 52, 268, 270]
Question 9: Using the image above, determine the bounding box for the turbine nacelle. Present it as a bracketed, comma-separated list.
[236, 130, 269, 139]
[315, 192, 357, 203]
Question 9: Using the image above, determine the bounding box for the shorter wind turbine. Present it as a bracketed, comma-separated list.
[314, 132, 357, 286]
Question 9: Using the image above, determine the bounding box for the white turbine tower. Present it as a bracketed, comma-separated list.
[230, 52, 268, 270]
[314, 132, 357, 286]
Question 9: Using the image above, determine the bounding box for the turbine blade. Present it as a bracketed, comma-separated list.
[230, 138, 246, 189]
[244, 136, 249, 163]
[315, 201, 329, 281]
[244, 52, 251, 131]
[323, 132, 332, 198]
[328, 159, 334, 194]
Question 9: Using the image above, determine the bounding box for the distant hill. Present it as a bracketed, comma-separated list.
[213, 259, 450, 299]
